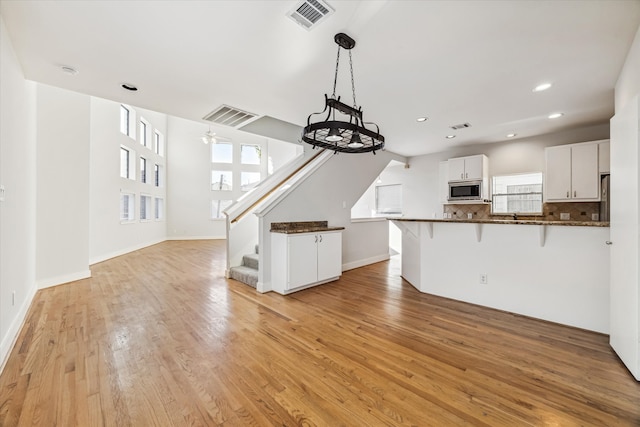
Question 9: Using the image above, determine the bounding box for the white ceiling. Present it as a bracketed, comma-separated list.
[2, 0, 639, 157]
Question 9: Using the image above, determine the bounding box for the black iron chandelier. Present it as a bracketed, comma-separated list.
[302, 33, 385, 154]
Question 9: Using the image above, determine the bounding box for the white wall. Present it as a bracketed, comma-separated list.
[357, 123, 610, 219]
[609, 21, 640, 379]
[166, 116, 222, 239]
[89, 98, 167, 263]
[616, 24, 640, 112]
[166, 116, 300, 240]
[36, 84, 91, 288]
[0, 16, 38, 368]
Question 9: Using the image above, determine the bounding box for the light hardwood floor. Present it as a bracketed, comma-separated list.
[0, 240, 639, 426]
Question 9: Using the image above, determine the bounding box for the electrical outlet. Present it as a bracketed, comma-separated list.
[560, 212, 570, 220]
[480, 274, 488, 284]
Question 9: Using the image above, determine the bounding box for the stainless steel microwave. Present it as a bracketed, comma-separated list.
[448, 180, 483, 201]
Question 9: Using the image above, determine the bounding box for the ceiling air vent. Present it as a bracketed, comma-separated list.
[287, 0, 334, 30]
[203, 105, 258, 128]
[450, 123, 472, 130]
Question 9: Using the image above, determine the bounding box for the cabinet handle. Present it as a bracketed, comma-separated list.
[461, 173, 463, 179]
[465, 172, 468, 179]
[315, 235, 318, 243]
[319, 235, 323, 243]
[605, 241, 612, 245]
[566, 191, 569, 198]
[574, 190, 577, 197]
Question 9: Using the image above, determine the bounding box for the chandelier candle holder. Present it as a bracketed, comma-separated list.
[302, 33, 385, 154]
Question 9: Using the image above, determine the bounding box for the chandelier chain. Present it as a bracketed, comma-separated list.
[349, 50, 357, 109]
[332, 45, 341, 99]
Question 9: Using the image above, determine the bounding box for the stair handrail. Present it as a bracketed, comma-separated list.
[253, 149, 335, 218]
[224, 148, 326, 224]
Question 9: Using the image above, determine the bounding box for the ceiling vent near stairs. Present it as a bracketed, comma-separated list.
[287, 0, 334, 30]
[203, 105, 258, 128]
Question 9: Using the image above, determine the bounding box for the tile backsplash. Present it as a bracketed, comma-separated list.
[443, 202, 602, 221]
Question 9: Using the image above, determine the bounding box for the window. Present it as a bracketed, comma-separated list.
[154, 164, 163, 187]
[154, 197, 164, 220]
[154, 131, 164, 156]
[376, 184, 402, 215]
[120, 192, 135, 221]
[212, 200, 233, 219]
[120, 147, 130, 178]
[212, 143, 233, 164]
[140, 195, 152, 220]
[491, 172, 543, 215]
[211, 170, 232, 191]
[120, 105, 130, 136]
[120, 146, 136, 179]
[241, 172, 261, 191]
[139, 119, 148, 147]
[241, 144, 261, 165]
[140, 157, 147, 183]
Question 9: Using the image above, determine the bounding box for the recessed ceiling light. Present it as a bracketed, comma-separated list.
[506, 133, 517, 138]
[416, 117, 428, 122]
[121, 83, 138, 91]
[61, 65, 78, 75]
[548, 112, 564, 119]
[533, 82, 552, 92]
[445, 135, 456, 139]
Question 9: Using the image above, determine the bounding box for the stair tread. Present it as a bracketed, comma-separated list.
[242, 253, 259, 269]
[229, 265, 258, 288]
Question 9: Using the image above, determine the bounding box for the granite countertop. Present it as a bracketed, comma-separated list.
[270, 221, 345, 234]
[392, 218, 610, 227]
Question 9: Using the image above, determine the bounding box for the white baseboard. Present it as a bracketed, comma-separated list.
[89, 238, 166, 265]
[0, 283, 37, 374]
[342, 253, 390, 271]
[37, 269, 91, 289]
[166, 235, 226, 241]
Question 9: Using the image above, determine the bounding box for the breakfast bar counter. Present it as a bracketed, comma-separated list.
[393, 217, 609, 227]
[391, 218, 610, 333]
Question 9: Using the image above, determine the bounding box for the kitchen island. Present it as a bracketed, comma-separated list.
[392, 218, 610, 333]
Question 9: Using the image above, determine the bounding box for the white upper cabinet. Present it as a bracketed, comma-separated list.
[545, 142, 600, 202]
[448, 155, 487, 182]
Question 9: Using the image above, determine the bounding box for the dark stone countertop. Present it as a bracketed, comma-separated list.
[270, 221, 345, 234]
[391, 218, 609, 227]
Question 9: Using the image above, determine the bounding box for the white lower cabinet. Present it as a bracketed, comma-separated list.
[272, 231, 342, 294]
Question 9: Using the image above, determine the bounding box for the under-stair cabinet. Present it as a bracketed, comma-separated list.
[271, 221, 344, 295]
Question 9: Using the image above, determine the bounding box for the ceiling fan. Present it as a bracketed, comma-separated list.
[201, 126, 231, 144]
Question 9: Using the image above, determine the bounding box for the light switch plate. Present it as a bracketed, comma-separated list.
[560, 212, 570, 220]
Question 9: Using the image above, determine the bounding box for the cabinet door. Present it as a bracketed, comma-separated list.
[464, 156, 484, 181]
[571, 143, 599, 200]
[317, 232, 342, 282]
[545, 145, 572, 200]
[448, 158, 466, 181]
[287, 234, 318, 289]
